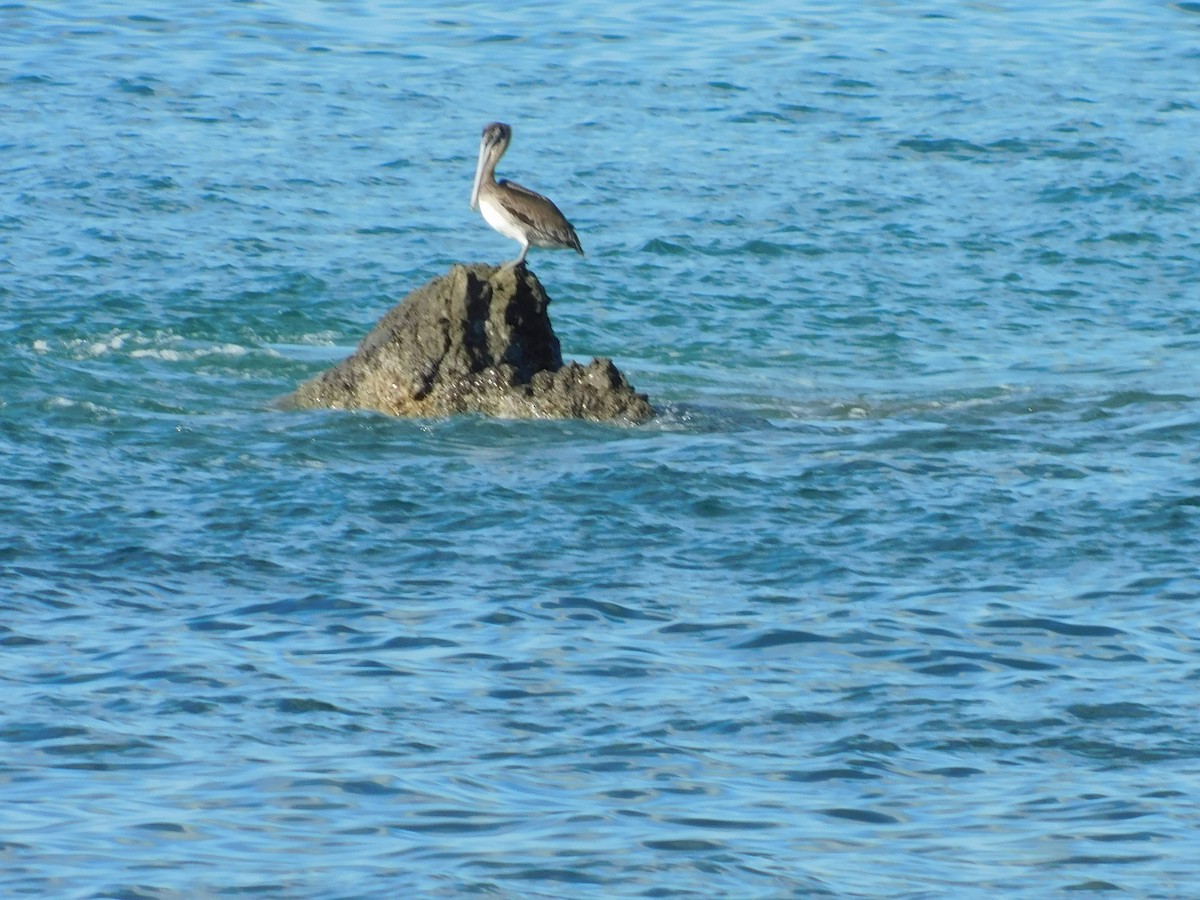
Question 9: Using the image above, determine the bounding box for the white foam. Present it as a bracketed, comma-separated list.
[47, 396, 118, 417]
[64, 332, 131, 358]
[128, 342, 266, 361]
[130, 348, 185, 361]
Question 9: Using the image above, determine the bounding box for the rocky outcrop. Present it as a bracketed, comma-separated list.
[282, 264, 653, 423]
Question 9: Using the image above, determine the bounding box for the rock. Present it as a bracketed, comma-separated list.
[282, 263, 653, 423]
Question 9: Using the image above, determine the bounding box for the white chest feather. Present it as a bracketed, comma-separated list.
[479, 195, 528, 245]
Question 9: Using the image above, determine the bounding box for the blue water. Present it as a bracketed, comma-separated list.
[3, 2, 1200, 896]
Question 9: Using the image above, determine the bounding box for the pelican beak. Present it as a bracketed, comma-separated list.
[469, 137, 489, 210]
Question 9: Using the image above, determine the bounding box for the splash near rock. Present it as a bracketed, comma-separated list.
[282, 264, 653, 423]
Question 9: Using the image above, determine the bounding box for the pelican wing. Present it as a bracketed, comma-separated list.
[497, 179, 584, 254]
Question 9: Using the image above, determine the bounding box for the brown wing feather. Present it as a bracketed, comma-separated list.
[498, 179, 584, 254]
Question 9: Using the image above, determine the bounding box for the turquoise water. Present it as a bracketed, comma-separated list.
[3, 2, 1200, 896]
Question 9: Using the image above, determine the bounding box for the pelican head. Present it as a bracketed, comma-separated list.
[470, 122, 512, 210]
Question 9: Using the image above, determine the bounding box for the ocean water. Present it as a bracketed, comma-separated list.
[3, 1, 1200, 896]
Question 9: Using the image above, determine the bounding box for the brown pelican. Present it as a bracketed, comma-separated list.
[469, 122, 584, 267]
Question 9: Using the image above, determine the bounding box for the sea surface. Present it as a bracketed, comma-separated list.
[3, 2, 1200, 897]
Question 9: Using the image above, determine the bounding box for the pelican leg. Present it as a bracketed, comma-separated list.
[502, 240, 530, 269]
